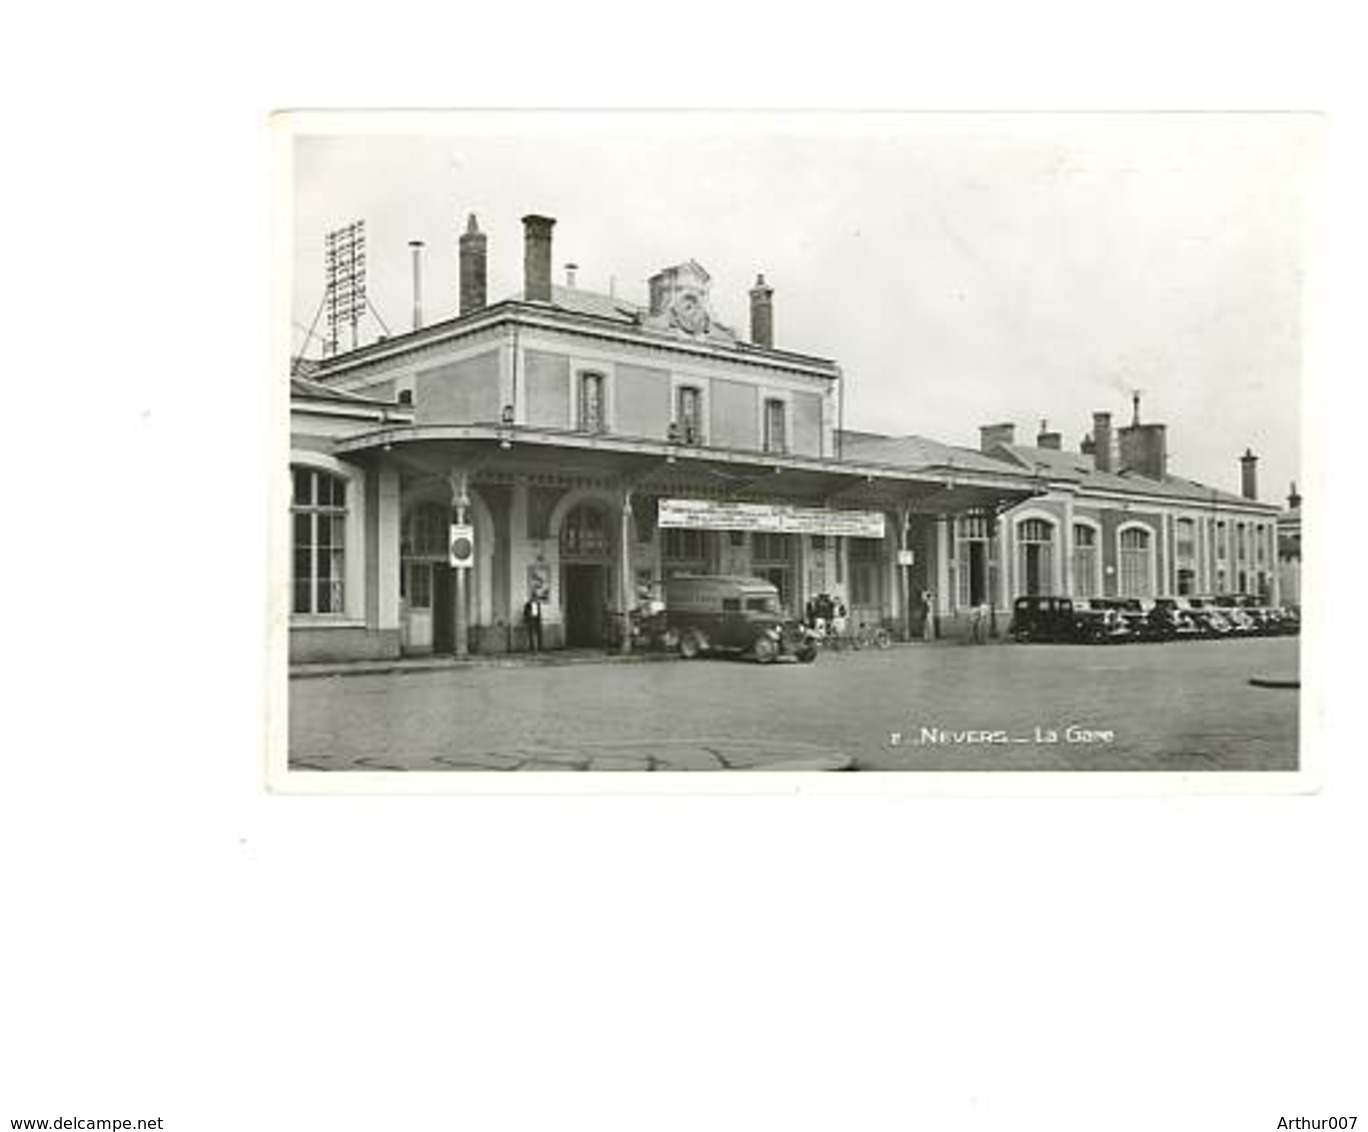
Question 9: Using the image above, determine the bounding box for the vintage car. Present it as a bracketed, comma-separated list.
[664, 574, 817, 663]
[1185, 597, 1238, 636]
[1193, 595, 1257, 634]
[1009, 596, 1128, 644]
[1145, 597, 1204, 640]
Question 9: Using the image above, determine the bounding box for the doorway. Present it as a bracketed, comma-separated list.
[432, 564, 455, 654]
[564, 564, 607, 647]
[966, 541, 987, 606]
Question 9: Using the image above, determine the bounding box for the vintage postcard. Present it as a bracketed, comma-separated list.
[269, 111, 1316, 792]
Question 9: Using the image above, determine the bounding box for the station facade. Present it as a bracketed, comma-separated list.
[289, 212, 1286, 662]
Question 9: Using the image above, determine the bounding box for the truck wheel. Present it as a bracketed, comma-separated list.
[752, 636, 779, 664]
[678, 630, 703, 659]
[797, 644, 818, 663]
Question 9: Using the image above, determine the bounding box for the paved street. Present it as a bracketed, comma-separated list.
[288, 637, 1299, 772]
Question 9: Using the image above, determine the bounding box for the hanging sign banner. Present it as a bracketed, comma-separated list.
[657, 498, 885, 539]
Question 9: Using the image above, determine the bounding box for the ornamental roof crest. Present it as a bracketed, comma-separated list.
[643, 260, 737, 344]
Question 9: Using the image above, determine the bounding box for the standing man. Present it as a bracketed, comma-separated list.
[921, 590, 936, 642]
[523, 590, 544, 653]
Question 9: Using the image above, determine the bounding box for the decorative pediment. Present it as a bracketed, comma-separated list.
[643, 260, 737, 344]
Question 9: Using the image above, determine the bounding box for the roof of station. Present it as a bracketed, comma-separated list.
[992, 442, 1275, 510]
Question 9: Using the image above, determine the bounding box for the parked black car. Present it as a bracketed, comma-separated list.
[1144, 598, 1204, 640]
[1009, 596, 1128, 644]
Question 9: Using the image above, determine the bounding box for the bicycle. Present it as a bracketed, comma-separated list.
[850, 621, 892, 650]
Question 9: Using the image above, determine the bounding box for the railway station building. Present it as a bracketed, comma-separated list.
[288, 211, 1286, 661]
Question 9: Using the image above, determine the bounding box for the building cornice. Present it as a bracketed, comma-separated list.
[307, 301, 841, 385]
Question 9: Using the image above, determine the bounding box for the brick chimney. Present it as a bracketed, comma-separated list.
[521, 214, 555, 303]
[749, 274, 774, 348]
[459, 213, 487, 315]
[1287, 482, 1301, 510]
[979, 422, 1016, 452]
[1036, 418, 1062, 450]
[1118, 397, 1167, 480]
[1092, 411, 1114, 473]
[1241, 448, 1259, 500]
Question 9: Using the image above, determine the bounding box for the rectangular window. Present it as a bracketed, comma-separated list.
[578, 372, 605, 433]
[1175, 518, 1195, 561]
[849, 537, 882, 606]
[291, 468, 348, 615]
[763, 398, 787, 454]
[1216, 521, 1227, 559]
[661, 527, 706, 562]
[1072, 524, 1098, 599]
[752, 533, 790, 563]
[676, 385, 702, 445]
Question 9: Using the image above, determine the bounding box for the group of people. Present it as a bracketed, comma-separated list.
[804, 592, 849, 640]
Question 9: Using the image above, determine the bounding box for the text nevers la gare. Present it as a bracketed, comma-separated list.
[890, 725, 1117, 747]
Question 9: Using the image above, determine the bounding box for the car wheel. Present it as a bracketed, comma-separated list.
[797, 644, 818, 663]
[752, 635, 779, 664]
[678, 630, 703, 659]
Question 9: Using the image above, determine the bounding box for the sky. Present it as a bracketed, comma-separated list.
[290, 113, 1312, 504]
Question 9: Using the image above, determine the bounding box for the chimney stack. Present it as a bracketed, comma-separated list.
[1287, 482, 1301, 511]
[408, 240, 425, 331]
[522, 214, 555, 303]
[565, 262, 579, 288]
[1036, 418, 1062, 450]
[1119, 412, 1168, 480]
[1092, 411, 1114, 473]
[749, 274, 774, 349]
[979, 422, 1016, 452]
[1240, 448, 1259, 500]
[459, 213, 487, 315]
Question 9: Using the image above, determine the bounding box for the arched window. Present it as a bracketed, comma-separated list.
[1118, 526, 1153, 597]
[292, 467, 347, 614]
[1016, 518, 1055, 596]
[1072, 523, 1099, 598]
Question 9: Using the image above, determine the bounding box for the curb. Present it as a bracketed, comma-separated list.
[291, 651, 681, 680]
[1248, 675, 1300, 690]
